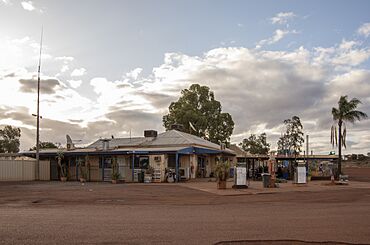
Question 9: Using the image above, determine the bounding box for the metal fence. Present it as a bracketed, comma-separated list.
[0, 160, 50, 181]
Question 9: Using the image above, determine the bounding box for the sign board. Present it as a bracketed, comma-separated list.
[297, 166, 306, 184]
[236, 167, 246, 186]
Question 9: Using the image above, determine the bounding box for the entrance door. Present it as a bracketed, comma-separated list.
[102, 157, 112, 181]
[197, 156, 206, 178]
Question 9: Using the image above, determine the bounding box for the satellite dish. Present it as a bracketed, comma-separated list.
[66, 135, 75, 150]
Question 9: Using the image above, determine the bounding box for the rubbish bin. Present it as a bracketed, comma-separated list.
[261, 173, 271, 188]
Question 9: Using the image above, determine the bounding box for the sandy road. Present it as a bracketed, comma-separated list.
[0, 182, 369, 244]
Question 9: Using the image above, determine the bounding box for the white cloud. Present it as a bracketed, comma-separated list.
[55, 56, 74, 63]
[21, 1, 34, 11]
[61, 65, 69, 73]
[125, 68, 143, 80]
[0, 0, 10, 5]
[271, 12, 296, 24]
[257, 29, 297, 47]
[358, 23, 370, 37]
[339, 39, 358, 50]
[67, 80, 82, 89]
[71, 68, 86, 77]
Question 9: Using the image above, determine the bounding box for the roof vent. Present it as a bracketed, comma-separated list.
[102, 139, 110, 151]
[144, 130, 158, 138]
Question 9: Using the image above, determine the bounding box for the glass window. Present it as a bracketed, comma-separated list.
[129, 156, 149, 169]
[167, 154, 176, 168]
[139, 156, 149, 169]
[99, 156, 112, 168]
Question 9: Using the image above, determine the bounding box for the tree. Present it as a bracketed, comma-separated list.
[331, 96, 368, 175]
[277, 116, 304, 156]
[277, 116, 304, 179]
[285, 116, 304, 155]
[29, 141, 59, 151]
[0, 125, 21, 153]
[277, 116, 304, 157]
[277, 133, 289, 155]
[239, 133, 270, 154]
[56, 150, 67, 179]
[163, 84, 234, 144]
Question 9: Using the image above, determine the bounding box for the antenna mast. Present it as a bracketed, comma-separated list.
[36, 27, 43, 180]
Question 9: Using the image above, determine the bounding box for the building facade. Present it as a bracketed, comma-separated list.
[23, 130, 235, 182]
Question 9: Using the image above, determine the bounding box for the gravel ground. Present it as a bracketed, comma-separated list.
[0, 181, 369, 245]
[343, 167, 370, 182]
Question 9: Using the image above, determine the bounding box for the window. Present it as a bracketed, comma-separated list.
[129, 156, 149, 169]
[167, 154, 176, 168]
[139, 156, 149, 169]
[99, 156, 112, 168]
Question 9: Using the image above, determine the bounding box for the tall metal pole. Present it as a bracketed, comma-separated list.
[36, 27, 43, 180]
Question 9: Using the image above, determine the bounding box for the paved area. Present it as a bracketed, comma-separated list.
[0, 181, 370, 244]
[180, 179, 370, 196]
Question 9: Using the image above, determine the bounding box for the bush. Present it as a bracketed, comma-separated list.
[215, 161, 230, 182]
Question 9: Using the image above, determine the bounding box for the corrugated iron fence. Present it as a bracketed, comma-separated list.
[0, 160, 50, 181]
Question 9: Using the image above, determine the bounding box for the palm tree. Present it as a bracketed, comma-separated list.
[331, 96, 368, 175]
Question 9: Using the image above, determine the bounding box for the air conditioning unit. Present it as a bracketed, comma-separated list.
[154, 156, 161, 162]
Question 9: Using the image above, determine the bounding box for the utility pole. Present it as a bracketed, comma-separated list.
[36, 27, 43, 180]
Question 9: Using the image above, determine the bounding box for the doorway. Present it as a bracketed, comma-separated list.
[197, 156, 206, 178]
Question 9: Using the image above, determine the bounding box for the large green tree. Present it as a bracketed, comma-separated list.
[331, 96, 368, 175]
[277, 116, 304, 155]
[239, 133, 270, 155]
[0, 125, 21, 153]
[29, 141, 59, 151]
[163, 84, 234, 144]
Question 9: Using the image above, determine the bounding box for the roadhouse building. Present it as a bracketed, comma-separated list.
[23, 129, 236, 182]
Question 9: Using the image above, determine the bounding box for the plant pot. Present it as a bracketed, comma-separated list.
[217, 180, 227, 189]
[111, 179, 118, 184]
[60, 177, 67, 182]
[144, 174, 152, 183]
[80, 178, 86, 183]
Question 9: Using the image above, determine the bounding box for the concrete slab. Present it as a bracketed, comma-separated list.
[178, 180, 370, 196]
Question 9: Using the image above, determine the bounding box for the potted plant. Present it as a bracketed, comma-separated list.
[56, 150, 67, 182]
[215, 160, 230, 189]
[111, 157, 120, 184]
[145, 166, 154, 183]
[307, 168, 312, 182]
[78, 157, 89, 183]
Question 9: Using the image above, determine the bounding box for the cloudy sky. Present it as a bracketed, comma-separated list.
[1, 0, 370, 154]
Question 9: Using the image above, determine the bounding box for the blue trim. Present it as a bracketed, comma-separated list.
[26, 146, 235, 158]
[132, 154, 135, 182]
[193, 147, 222, 154]
[175, 153, 179, 182]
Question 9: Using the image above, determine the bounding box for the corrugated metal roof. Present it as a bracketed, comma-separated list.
[88, 130, 225, 151]
[22, 130, 236, 156]
[144, 130, 222, 150]
[88, 137, 154, 149]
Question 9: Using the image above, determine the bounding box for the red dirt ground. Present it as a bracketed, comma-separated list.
[0, 180, 370, 245]
[343, 167, 370, 182]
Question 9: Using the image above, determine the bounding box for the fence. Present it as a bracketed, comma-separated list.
[0, 160, 50, 181]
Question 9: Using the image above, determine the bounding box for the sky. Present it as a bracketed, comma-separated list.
[1, 0, 370, 154]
